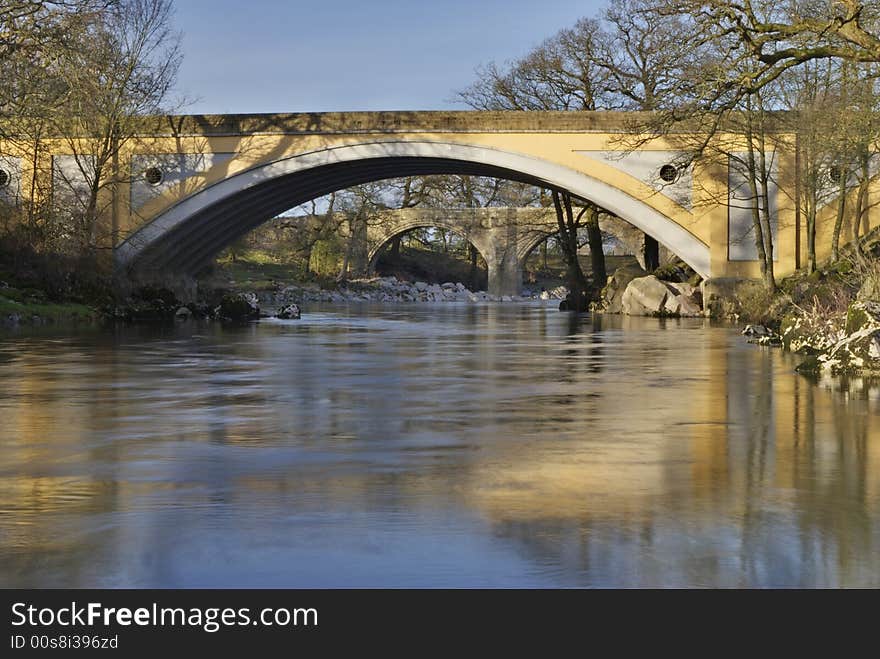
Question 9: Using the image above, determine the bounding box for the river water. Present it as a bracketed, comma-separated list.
[1, 303, 878, 588]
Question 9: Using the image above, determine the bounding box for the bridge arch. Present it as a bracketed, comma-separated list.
[366, 221, 491, 290]
[367, 220, 492, 270]
[116, 141, 711, 281]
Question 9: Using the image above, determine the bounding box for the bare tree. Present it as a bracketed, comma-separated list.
[457, 19, 614, 305]
[49, 0, 182, 251]
[595, 0, 709, 269]
[657, 1, 880, 76]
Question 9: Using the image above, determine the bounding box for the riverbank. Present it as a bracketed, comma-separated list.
[0, 283, 100, 328]
[727, 259, 880, 376]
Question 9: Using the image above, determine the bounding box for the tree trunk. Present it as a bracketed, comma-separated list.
[584, 204, 606, 287]
[84, 164, 102, 251]
[643, 234, 659, 271]
[805, 199, 817, 274]
[831, 168, 848, 262]
[853, 150, 870, 264]
[552, 190, 590, 311]
[744, 138, 772, 292]
[388, 235, 401, 259]
[757, 128, 777, 293]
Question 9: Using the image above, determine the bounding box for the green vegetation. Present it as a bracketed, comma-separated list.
[0, 288, 98, 325]
[0, 237, 108, 327]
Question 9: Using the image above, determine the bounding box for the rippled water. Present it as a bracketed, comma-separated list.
[1, 303, 878, 587]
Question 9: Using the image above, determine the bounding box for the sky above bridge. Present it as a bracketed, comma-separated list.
[174, 0, 604, 115]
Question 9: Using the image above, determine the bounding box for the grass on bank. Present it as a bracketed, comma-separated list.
[0, 288, 99, 324]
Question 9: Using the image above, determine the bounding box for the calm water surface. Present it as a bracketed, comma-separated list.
[1, 303, 878, 587]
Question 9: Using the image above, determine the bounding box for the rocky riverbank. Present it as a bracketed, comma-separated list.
[727, 262, 880, 377]
[98, 277, 570, 324]
[781, 298, 880, 377]
[256, 276, 567, 308]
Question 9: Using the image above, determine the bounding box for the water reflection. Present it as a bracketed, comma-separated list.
[0, 304, 878, 587]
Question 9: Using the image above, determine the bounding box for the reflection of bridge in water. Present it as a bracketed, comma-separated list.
[1, 110, 876, 292]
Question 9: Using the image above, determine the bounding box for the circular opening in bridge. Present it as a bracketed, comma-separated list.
[0, 169, 9, 188]
[828, 164, 844, 184]
[144, 167, 164, 186]
[659, 164, 678, 184]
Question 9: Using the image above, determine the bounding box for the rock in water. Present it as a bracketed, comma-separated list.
[621, 276, 672, 315]
[216, 293, 260, 321]
[601, 264, 647, 313]
[742, 324, 781, 346]
[620, 275, 702, 317]
[174, 306, 192, 320]
[277, 304, 301, 320]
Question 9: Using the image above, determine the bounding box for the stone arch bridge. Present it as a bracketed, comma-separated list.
[0, 110, 872, 293]
[289, 206, 661, 295]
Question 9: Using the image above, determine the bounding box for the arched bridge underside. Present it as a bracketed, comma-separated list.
[117, 141, 713, 293]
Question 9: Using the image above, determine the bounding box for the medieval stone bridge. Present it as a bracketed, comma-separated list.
[0, 110, 872, 294]
[311, 206, 664, 295]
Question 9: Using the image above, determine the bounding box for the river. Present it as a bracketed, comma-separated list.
[1, 303, 878, 587]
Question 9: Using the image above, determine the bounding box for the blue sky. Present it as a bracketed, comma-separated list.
[173, 0, 606, 114]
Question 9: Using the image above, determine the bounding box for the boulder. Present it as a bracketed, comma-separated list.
[601, 264, 647, 313]
[621, 276, 670, 315]
[174, 306, 192, 320]
[276, 303, 301, 320]
[742, 324, 771, 337]
[620, 275, 703, 317]
[216, 292, 260, 321]
[414, 281, 429, 291]
[663, 281, 703, 316]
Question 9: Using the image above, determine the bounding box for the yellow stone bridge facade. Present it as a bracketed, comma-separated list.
[0, 110, 872, 294]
